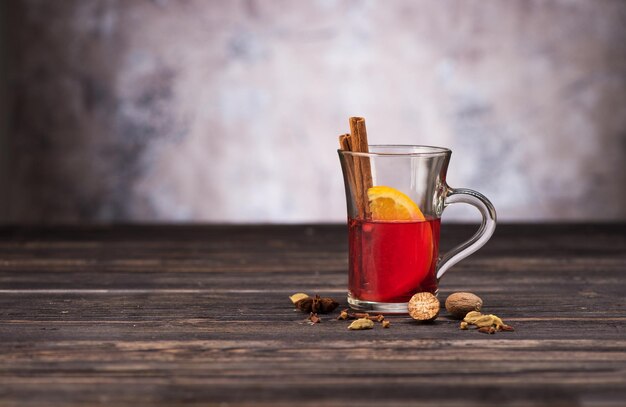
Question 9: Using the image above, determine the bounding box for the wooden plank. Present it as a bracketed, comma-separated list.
[0, 290, 624, 321]
[1, 338, 625, 405]
[0, 224, 624, 406]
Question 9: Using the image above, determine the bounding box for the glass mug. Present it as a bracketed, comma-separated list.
[338, 145, 496, 313]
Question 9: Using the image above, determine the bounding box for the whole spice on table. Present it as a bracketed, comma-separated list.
[464, 311, 483, 323]
[473, 315, 497, 328]
[293, 294, 339, 314]
[445, 292, 483, 319]
[354, 312, 384, 322]
[289, 293, 309, 304]
[337, 309, 388, 330]
[337, 309, 349, 320]
[307, 312, 321, 325]
[478, 326, 496, 334]
[336, 309, 385, 322]
[461, 311, 514, 333]
[408, 292, 440, 321]
[371, 314, 385, 323]
[348, 318, 374, 330]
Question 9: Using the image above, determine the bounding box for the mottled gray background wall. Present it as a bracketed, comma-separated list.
[1, 0, 625, 223]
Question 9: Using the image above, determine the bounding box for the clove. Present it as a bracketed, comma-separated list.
[336, 310, 385, 322]
[307, 312, 321, 325]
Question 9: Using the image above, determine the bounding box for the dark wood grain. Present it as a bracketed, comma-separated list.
[0, 223, 625, 406]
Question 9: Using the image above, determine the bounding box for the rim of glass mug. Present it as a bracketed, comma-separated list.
[337, 144, 451, 157]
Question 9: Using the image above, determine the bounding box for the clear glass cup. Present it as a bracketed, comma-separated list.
[338, 145, 497, 313]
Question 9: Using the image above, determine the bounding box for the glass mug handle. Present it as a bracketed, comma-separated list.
[436, 188, 497, 280]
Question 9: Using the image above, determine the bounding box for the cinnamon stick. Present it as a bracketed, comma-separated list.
[339, 133, 353, 174]
[340, 134, 363, 218]
[339, 134, 351, 151]
[349, 117, 373, 218]
[339, 134, 358, 216]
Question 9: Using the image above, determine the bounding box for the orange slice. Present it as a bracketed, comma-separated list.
[367, 186, 426, 221]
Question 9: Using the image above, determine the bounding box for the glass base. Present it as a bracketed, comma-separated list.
[347, 291, 439, 314]
[347, 293, 409, 314]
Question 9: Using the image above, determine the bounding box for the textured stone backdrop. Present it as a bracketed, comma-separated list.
[2, 0, 626, 223]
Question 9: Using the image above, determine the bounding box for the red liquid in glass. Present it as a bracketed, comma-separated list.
[349, 218, 440, 303]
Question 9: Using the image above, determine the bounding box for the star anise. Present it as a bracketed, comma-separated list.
[295, 294, 339, 313]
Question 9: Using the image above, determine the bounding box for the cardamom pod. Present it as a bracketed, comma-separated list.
[461, 310, 515, 333]
[348, 318, 374, 330]
[463, 311, 483, 324]
[473, 315, 496, 328]
[289, 293, 309, 304]
[489, 314, 504, 328]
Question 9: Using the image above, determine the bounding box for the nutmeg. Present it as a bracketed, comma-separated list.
[407, 292, 440, 321]
[444, 292, 483, 319]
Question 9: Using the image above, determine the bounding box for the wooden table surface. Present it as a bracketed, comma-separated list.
[0, 224, 624, 406]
